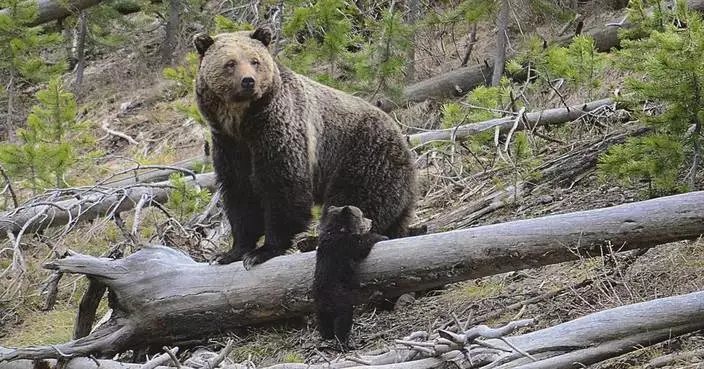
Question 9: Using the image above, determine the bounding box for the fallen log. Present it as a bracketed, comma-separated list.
[102, 155, 210, 188]
[376, 0, 704, 112]
[486, 290, 704, 368]
[2, 291, 704, 369]
[0, 172, 216, 240]
[2, 191, 704, 361]
[407, 98, 615, 146]
[0, 0, 104, 26]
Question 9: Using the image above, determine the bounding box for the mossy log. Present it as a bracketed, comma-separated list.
[1, 191, 704, 361]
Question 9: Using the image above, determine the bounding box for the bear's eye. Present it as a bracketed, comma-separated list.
[251, 59, 260, 67]
[225, 60, 237, 69]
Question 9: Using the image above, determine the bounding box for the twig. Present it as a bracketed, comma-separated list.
[101, 121, 138, 145]
[130, 193, 150, 244]
[141, 347, 180, 369]
[460, 23, 478, 67]
[646, 348, 704, 368]
[0, 164, 18, 208]
[206, 339, 234, 369]
[162, 346, 182, 369]
[503, 106, 526, 153]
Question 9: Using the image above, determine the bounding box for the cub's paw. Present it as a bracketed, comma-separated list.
[408, 224, 428, 237]
[242, 246, 284, 270]
[212, 248, 246, 265]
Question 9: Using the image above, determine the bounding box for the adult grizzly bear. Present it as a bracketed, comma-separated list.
[193, 27, 417, 269]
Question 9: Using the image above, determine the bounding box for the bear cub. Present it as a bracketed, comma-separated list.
[313, 205, 387, 348]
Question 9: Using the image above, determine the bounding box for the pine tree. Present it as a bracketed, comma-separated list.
[0, 78, 97, 194]
[0, 0, 65, 131]
[598, 0, 704, 196]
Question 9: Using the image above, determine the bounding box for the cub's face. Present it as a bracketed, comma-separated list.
[321, 205, 373, 234]
[194, 28, 276, 103]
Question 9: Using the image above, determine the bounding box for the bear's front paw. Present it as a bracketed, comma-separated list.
[242, 246, 284, 270]
[213, 248, 247, 265]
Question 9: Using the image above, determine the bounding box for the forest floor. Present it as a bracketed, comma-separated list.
[2, 2, 704, 369]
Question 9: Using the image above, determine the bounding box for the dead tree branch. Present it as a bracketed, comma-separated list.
[0, 173, 217, 241]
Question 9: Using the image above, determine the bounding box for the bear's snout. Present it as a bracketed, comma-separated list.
[241, 77, 255, 89]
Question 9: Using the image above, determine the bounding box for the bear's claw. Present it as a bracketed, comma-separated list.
[212, 248, 246, 265]
[241, 246, 284, 270]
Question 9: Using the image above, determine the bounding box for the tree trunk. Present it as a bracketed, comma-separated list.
[404, 0, 419, 84]
[491, 0, 509, 87]
[159, 0, 181, 65]
[460, 23, 478, 67]
[72, 11, 88, 93]
[2, 191, 704, 361]
[0, 0, 104, 26]
[407, 98, 615, 146]
[5, 70, 14, 139]
[0, 172, 216, 240]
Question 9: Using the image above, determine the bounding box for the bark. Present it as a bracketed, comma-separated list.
[72, 11, 88, 92]
[0, 172, 216, 241]
[376, 0, 704, 112]
[159, 0, 182, 65]
[491, 0, 509, 87]
[5, 71, 14, 139]
[407, 98, 614, 146]
[404, 0, 419, 84]
[2, 191, 704, 360]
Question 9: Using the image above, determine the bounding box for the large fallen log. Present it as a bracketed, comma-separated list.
[2, 290, 704, 369]
[376, 0, 704, 112]
[0, 172, 216, 240]
[1, 191, 704, 361]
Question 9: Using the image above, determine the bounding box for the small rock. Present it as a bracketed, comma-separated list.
[606, 186, 620, 193]
[393, 293, 416, 311]
[538, 195, 554, 204]
[117, 101, 143, 117]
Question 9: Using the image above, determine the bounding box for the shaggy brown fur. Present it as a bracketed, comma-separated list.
[313, 205, 387, 348]
[194, 27, 417, 269]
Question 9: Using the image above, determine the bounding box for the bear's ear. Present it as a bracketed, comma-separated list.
[251, 27, 273, 47]
[340, 206, 352, 217]
[194, 33, 215, 56]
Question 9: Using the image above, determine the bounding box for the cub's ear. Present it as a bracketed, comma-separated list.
[251, 27, 273, 47]
[194, 33, 215, 56]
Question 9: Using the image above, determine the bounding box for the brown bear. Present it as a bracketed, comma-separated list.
[313, 205, 387, 349]
[193, 27, 418, 269]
